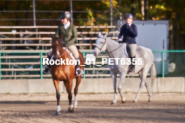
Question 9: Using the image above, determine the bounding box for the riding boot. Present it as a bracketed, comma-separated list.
[127, 56, 135, 74]
[43, 55, 51, 74]
[75, 58, 82, 76]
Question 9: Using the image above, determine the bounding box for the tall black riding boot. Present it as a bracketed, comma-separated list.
[43, 55, 51, 74]
[127, 56, 135, 74]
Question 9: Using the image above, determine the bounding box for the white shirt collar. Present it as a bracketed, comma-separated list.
[129, 23, 132, 26]
[64, 21, 70, 29]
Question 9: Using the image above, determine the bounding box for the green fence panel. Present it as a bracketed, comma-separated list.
[0, 50, 184, 79]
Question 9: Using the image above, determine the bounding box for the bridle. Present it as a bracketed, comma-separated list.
[95, 38, 107, 52]
[95, 37, 123, 54]
[52, 40, 65, 58]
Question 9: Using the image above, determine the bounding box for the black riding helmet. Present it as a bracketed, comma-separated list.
[59, 11, 71, 19]
[126, 13, 133, 19]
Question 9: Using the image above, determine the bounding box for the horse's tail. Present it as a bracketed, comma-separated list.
[151, 62, 156, 92]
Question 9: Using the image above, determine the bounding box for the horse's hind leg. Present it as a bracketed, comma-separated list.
[134, 65, 150, 102]
[53, 79, 61, 115]
[145, 81, 152, 102]
[73, 76, 82, 112]
[138, 68, 152, 102]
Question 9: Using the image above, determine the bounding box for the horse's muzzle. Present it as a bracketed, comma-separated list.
[93, 52, 97, 57]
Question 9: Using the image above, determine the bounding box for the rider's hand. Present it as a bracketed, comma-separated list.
[118, 38, 122, 42]
[126, 23, 129, 28]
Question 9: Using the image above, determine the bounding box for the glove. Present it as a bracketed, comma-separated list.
[118, 38, 122, 42]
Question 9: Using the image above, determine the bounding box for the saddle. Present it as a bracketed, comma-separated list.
[63, 47, 76, 61]
[123, 43, 130, 58]
[123, 43, 136, 73]
[50, 47, 76, 61]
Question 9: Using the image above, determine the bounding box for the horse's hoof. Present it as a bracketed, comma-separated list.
[68, 107, 73, 113]
[111, 101, 117, 105]
[148, 100, 152, 102]
[122, 98, 126, 103]
[133, 100, 137, 103]
[122, 100, 126, 103]
[71, 108, 76, 113]
[55, 111, 61, 115]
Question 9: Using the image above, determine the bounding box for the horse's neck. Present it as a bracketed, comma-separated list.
[59, 47, 67, 58]
[106, 38, 123, 58]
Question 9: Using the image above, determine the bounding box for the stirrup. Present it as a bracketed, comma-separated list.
[76, 68, 84, 76]
[43, 65, 50, 74]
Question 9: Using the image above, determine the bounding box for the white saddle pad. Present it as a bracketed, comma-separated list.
[51, 47, 76, 61]
[63, 47, 76, 60]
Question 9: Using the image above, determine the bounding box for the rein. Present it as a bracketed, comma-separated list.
[95, 37, 123, 54]
[52, 41, 65, 58]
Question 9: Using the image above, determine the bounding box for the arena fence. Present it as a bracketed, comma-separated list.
[0, 50, 184, 80]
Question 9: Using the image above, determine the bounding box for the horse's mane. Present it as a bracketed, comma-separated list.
[106, 37, 120, 45]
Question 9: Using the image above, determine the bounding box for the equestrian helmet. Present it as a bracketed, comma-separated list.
[59, 11, 71, 19]
[126, 13, 133, 19]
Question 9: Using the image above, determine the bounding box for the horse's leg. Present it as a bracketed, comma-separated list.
[72, 76, 81, 112]
[134, 65, 150, 102]
[53, 79, 61, 115]
[64, 80, 73, 112]
[118, 72, 127, 103]
[145, 80, 152, 102]
[138, 67, 152, 102]
[111, 71, 117, 104]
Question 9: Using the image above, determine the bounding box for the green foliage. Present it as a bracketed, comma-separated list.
[0, 0, 185, 49]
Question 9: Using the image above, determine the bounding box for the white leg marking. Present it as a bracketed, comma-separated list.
[112, 93, 117, 104]
[73, 96, 78, 108]
[70, 104, 73, 109]
[122, 97, 126, 102]
[57, 51, 60, 56]
[56, 105, 61, 112]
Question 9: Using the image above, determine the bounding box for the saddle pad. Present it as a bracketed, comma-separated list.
[63, 47, 76, 61]
[123, 43, 129, 58]
[50, 47, 76, 61]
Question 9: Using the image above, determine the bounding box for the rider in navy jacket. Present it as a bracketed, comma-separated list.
[118, 13, 138, 73]
[118, 20, 137, 44]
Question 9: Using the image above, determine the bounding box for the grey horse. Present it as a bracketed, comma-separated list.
[94, 32, 156, 103]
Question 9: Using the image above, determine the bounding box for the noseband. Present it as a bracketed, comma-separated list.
[95, 38, 107, 52]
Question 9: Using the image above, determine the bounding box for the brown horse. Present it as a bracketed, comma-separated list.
[51, 36, 84, 114]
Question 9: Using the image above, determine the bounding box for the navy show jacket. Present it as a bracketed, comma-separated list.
[118, 23, 138, 44]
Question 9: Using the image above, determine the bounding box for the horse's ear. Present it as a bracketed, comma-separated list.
[104, 33, 108, 38]
[98, 32, 102, 38]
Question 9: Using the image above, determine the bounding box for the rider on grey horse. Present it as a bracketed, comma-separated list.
[118, 13, 138, 73]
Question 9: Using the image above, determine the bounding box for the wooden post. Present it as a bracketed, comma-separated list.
[70, 0, 73, 25]
[144, 0, 149, 20]
[32, 0, 36, 26]
[110, 0, 113, 26]
[140, 0, 145, 20]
